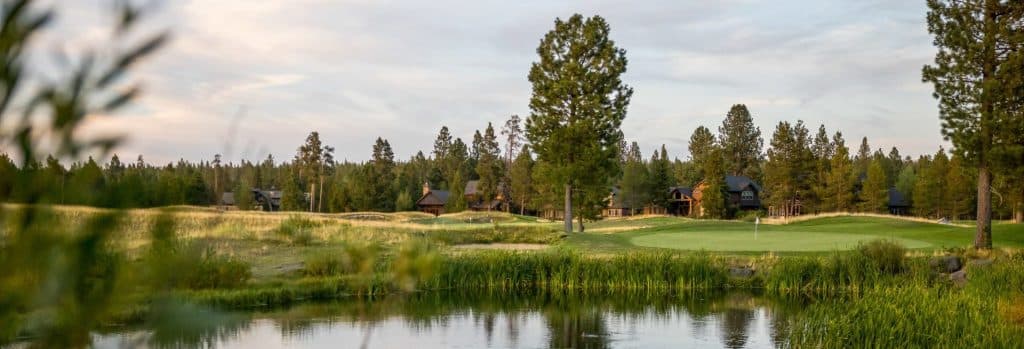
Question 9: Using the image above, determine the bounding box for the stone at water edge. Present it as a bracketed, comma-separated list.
[950, 270, 968, 287]
[929, 255, 963, 273]
[729, 266, 755, 278]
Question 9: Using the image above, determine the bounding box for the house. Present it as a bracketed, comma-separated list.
[888, 187, 910, 215]
[464, 180, 506, 211]
[540, 205, 565, 221]
[693, 175, 763, 216]
[254, 189, 282, 211]
[667, 187, 696, 216]
[602, 188, 630, 217]
[217, 188, 281, 211]
[416, 182, 450, 216]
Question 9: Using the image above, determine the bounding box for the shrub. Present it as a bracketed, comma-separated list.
[147, 244, 252, 290]
[275, 216, 319, 245]
[857, 239, 906, 274]
[184, 251, 252, 289]
[303, 242, 380, 277]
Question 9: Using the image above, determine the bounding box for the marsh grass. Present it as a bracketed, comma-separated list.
[274, 215, 320, 245]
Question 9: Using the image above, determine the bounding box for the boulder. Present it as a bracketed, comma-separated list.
[950, 270, 968, 287]
[929, 255, 963, 273]
[729, 266, 755, 278]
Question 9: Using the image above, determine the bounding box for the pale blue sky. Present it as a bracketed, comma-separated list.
[39, 0, 942, 164]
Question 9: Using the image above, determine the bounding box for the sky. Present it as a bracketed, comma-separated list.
[31, 0, 943, 165]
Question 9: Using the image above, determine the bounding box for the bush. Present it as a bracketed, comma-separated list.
[275, 216, 319, 245]
[303, 242, 379, 277]
[857, 239, 906, 274]
[147, 244, 252, 290]
[184, 251, 252, 289]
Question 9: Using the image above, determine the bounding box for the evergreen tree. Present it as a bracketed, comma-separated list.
[860, 158, 889, 213]
[446, 170, 467, 212]
[501, 114, 523, 166]
[509, 144, 534, 214]
[895, 165, 917, 209]
[618, 142, 649, 213]
[280, 168, 305, 211]
[810, 125, 834, 213]
[762, 121, 814, 217]
[395, 191, 414, 212]
[699, 147, 727, 219]
[718, 104, 763, 178]
[854, 137, 872, 179]
[914, 149, 950, 218]
[945, 153, 974, 220]
[923, 0, 1024, 248]
[688, 126, 716, 180]
[233, 176, 254, 210]
[525, 14, 632, 233]
[369, 137, 396, 212]
[887, 147, 904, 186]
[823, 132, 855, 211]
[648, 145, 673, 208]
[475, 123, 503, 210]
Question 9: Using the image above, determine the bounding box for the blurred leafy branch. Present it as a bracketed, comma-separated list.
[0, 0, 170, 347]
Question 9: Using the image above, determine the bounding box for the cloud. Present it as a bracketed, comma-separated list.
[35, 0, 946, 164]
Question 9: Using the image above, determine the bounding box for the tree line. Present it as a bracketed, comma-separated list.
[1, 103, 1019, 223]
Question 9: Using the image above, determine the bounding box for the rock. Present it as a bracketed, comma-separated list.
[929, 255, 963, 273]
[950, 270, 967, 287]
[969, 258, 993, 268]
[729, 267, 755, 278]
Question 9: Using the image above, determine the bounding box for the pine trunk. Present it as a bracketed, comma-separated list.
[975, 166, 993, 249]
[578, 215, 585, 233]
[564, 184, 573, 233]
[1015, 187, 1023, 223]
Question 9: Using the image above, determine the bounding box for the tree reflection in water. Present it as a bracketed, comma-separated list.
[95, 290, 810, 348]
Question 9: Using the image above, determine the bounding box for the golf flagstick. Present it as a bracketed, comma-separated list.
[755, 216, 759, 240]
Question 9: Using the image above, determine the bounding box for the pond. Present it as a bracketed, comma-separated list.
[92, 291, 808, 348]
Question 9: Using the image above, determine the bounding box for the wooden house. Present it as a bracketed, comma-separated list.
[667, 187, 695, 216]
[693, 175, 763, 216]
[416, 182, 450, 216]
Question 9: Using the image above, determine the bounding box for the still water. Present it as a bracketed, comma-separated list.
[94, 292, 806, 348]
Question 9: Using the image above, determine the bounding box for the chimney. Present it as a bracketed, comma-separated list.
[422, 181, 431, 196]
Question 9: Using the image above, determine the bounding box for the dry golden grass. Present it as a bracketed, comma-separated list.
[761, 212, 973, 227]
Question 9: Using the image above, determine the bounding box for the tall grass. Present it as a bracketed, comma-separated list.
[788, 286, 1024, 348]
[429, 249, 731, 293]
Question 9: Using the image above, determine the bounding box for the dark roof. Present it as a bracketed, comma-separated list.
[417, 190, 450, 206]
[725, 175, 761, 192]
[464, 180, 505, 196]
[669, 186, 693, 197]
[889, 187, 909, 207]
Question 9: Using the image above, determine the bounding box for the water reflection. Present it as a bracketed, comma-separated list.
[94, 291, 808, 348]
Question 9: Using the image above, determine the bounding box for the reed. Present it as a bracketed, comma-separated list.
[788, 287, 1024, 348]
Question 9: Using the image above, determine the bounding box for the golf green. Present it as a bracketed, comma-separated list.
[630, 230, 933, 252]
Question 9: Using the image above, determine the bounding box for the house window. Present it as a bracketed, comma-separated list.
[741, 190, 754, 200]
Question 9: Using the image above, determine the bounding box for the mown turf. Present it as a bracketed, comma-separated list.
[566, 216, 1024, 254]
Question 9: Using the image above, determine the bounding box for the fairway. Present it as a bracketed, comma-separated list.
[573, 216, 1024, 253]
[631, 230, 932, 251]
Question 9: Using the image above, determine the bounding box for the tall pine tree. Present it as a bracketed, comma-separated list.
[923, 0, 1024, 248]
[525, 14, 632, 233]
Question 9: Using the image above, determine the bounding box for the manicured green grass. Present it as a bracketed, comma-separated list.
[566, 216, 1024, 253]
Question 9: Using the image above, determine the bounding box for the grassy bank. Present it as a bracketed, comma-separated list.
[5, 205, 1024, 347]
